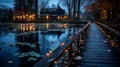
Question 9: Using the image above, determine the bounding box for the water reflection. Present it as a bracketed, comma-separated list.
[46, 23, 49, 29]
[19, 23, 36, 32]
[0, 23, 81, 67]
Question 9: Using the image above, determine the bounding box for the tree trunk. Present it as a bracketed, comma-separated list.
[35, 0, 38, 22]
[107, 8, 111, 22]
[77, 0, 80, 20]
[112, 0, 118, 23]
[68, 5, 71, 19]
[73, 0, 76, 19]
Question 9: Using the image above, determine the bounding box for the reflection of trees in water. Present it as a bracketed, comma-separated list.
[15, 32, 41, 65]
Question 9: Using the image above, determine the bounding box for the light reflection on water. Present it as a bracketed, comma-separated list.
[0, 23, 81, 67]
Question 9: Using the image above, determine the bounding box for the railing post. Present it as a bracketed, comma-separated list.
[68, 45, 72, 61]
[34, 22, 90, 67]
[118, 38, 120, 50]
[77, 36, 80, 48]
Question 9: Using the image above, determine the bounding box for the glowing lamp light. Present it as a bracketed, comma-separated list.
[61, 43, 65, 46]
[46, 15, 49, 19]
[68, 47, 70, 49]
[57, 16, 60, 20]
[68, 36, 72, 39]
[46, 53, 50, 57]
[80, 40, 84, 44]
[111, 40, 116, 46]
[75, 13, 78, 18]
[75, 48, 78, 51]
[72, 53, 75, 56]
[49, 50, 53, 54]
[32, 27, 35, 31]
[46, 23, 49, 29]
[65, 50, 68, 52]
[54, 61, 57, 64]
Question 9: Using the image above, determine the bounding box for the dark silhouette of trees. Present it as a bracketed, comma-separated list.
[77, 0, 81, 20]
[8, 8, 14, 21]
[39, 0, 49, 16]
[61, 0, 81, 20]
[14, 0, 38, 22]
[35, 0, 38, 22]
[85, 0, 120, 23]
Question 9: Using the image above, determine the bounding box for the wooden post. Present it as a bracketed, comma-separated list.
[68, 45, 72, 61]
[77, 36, 80, 48]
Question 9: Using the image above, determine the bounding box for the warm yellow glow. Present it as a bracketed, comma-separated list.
[101, 10, 107, 20]
[111, 40, 116, 46]
[54, 61, 57, 64]
[14, 14, 35, 21]
[49, 50, 53, 54]
[46, 15, 49, 19]
[26, 25, 29, 31]
[32, 14, 35, 17]
[19, 24, 36, 31]
[75, 13, 78, 18]
[64, 24, 67, 28]
[61, 43, 65, 46]
[32, 27, 35, 31]
[72, 53, 75, 56]
[80, 40, 85, 44]
[65, 50, 68, 52]
[46, 53, 50, 57]
[26, 14, 28, 16]
[64, 16, 67, 19]
[13, 16, 16, 20]
[58, 16, 61, 20]
[19, 16, 21, 19]
[29, 25, 33, 31]
[46, 23, 49, 29]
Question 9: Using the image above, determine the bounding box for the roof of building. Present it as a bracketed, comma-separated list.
[40, 6, 65, 16]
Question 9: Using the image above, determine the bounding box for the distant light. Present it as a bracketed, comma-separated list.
[72, 53, 75, 56]
[8, 61, 13, 64]
[75, 13, 78, 18]
[54, 61, 57, 64]
[65, 50, 68, 52]
[46, 15, 49, 19]
[68, 36, 72, 39]
[46, 23, 49, 29]
[75, 48, 78, 51]
[49, 50, 53, 54]
[61, 43, 65, 46]
[46, 53, 50, 57]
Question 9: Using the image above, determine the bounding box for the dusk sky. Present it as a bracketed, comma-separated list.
[0, 0, 14, 8]
[0, 0, 60, 8]
[0, 0, 93, 14]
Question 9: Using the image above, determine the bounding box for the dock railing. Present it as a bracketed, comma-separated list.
[96, 22, 120, 52]
[34, 22, 90, 67]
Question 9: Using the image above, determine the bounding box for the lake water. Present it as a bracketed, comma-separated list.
[0, 23, 83, 67]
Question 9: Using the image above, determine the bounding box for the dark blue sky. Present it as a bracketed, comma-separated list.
[0, 0, 14, 8]
[0, 0, 95, 14]
[0, 0, 60, 8]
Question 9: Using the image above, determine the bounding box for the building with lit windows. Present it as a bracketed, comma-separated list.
[40, 6, 67, 20]
[13, 0, 36, 21]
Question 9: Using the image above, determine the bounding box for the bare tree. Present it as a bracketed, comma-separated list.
[38, 0, 49, 15]
[61, 0, 73, 19]
[73, 0, 77, 19]
[77, 0, 81, 20]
